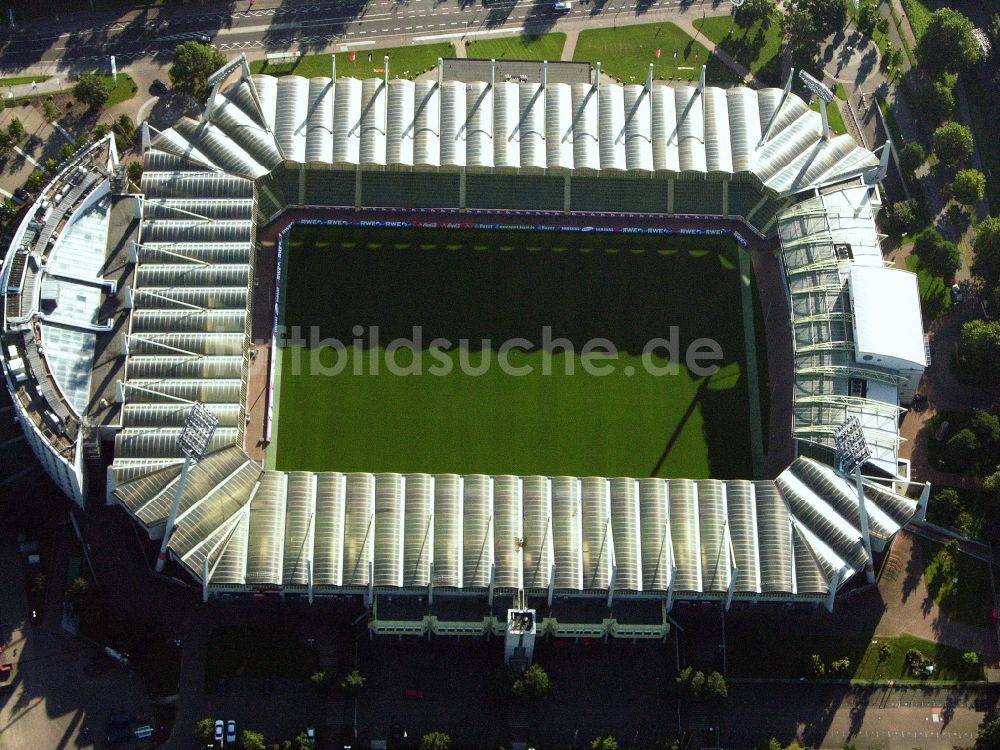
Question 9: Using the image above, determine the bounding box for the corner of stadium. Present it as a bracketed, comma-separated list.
[0, 54, 931, 643]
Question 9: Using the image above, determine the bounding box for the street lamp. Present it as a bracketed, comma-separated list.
[834, 416, 875, 583]
[155, 402, 219, 573]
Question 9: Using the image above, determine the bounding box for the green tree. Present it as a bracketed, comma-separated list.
[293, 731, 315, 750]
[512, 664, 552, 699]
[169, 41, 227, 103]
[955, 319, 1000, 383]
[979, 716, 1000, 750]
[194, 718, 216, 744]
[6, 117, 25, 144]
[0, 199, 15, 228]
[990, 13, 1000, 48]
[420, 733, 451, 750]
[789, 0, 845, 36]
[970, 410, 1000, 445]
[809, 653, 825, 678]
[943, 428, 979, 470]
[916, 9, 981, 76]
[675, 665, 705, 697]
[930, 487, 963, 526]
[590, 737, 620, 750]
[878, 643, 893, 662]
[58, 143, 74, 161]
[127, 161, 143, 186]
[310, 671, 331, 694]
[944, 538, 962, 560]
[112, 113, 136, 151]
[73, 73, 112, 109]
[44, 157, 58, 174]
[913, 227, 961, 278]
[933, 122, 974, 167]
[972, 217, 1000, 292]
[242, 729, 267, 750]
[66, 576, 90, 601]
[956, 510, 976, 537]
[963, 651, 981, 666]
[736, 0, 777, 29]
[917, 74, 956, 124]
[829, 657, 851, 676]
[25, 170, 43, 192]
[755, 740, 782, 750]
[782, 8, 820, 71]
[42, 98, 58, 122]
[340, 668, 365, 694]
[952, 168, 986, 207]
[704, 671, 728, 700]
[886, 198, 922, 235]
[856, 0, 879, 35]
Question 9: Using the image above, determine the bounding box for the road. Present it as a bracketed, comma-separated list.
[0, 0, 722, 71]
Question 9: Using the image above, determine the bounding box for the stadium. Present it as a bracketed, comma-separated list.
[1, 55, 931, 639]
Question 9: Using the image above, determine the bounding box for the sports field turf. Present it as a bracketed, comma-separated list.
[270, 226, 755, 478]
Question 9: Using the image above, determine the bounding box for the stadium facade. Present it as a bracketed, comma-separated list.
[1, 58, 929, 626]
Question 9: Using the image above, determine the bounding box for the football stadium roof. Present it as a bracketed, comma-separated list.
[1, 61, 924, 611]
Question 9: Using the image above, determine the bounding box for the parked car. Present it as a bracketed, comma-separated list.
[12, 187, 28, 204]
[403, 687, 423, 700]
[554, 0, 570, 9]
[151, 79, 168, 96]
[226, 720, 237, 745]
[214, 719, 224, 744]
[106, 728, 132, 746]
[951, 283, 964, 304]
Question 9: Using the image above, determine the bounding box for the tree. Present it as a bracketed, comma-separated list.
[127, 161, 143, 186]
[293, 731, 316, 750]
[112, 114, 136, 151]
[66, 576, 90, 601]
[933, 122, 974, 167]
[856, 0, 879, 35]
[340, 668, 365, 694]
[943, 428, 979, 471]
[58, 143, 74, 161]
[420, 733, 451, 750]
[676, 666, 705, 697]
[990, 13, 1000, 48]
[73, 73, 112, 110]
[194, 718, 216, 744]
[930, 487, 963, 526]
[963, 651, 981, 666]
[782, 8, 820, 71]
[885, 198, 921, 235]
[42, 98, 58, 122]
[788, 0, 845, 36]
[755, 740, 782, 750]
[25, 170, 43, 192]
[736, 0, 777, 29]
[24, 169, 45, 193]
[954, 319, 1000, 383]
[972, 217, 1000, 291]
[917, 74, 956, 124]
[512, 664, 552, 699]
[980, 717, 1000, 750]
[590, 737, 620, 750]
[829, 657, 851, 676]
[944, 538, 962, 561]
[952, 169, 986, 207]
[809, 653, 825, 678]
[913, 227, 961, 278]
[0, 199, 15, 228]
[44, 157, 57, 174]
[878, 643, 893, 662]
[6, 117, 25, 145]
[970, 410, 1000, 445]
[704, 671, 728, 701]
[169, 41, 227, 103]
[310, 671, 331, 694]
[242, 730, 267, 750]
[915, 9, 981, 76]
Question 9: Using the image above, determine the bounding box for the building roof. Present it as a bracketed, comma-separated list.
[849, 265, 926, 369]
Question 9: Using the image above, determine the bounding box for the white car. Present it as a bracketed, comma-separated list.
[554, 0, 571, 9]
[214, 719, 224, 744]
[226, 720, 237, 745]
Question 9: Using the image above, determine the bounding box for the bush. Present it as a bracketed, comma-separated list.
[962, 651, 980, 666]
[25, 170, 43, 192]
[809, 653, 825, 678]
[127, 161, 143, 186]
[420, 733, 451, 750]
[242, 730, 267, 750]
[943, 428, 979, 471]
[829, 657, 851, 676]
[933, 122, 974, 167]
[112, 114, 136, 151]
[340, 668, 365, 694]
[512, 664, 552, 699]
[6, 117, 25, 145]
[194, 718, 216, 743]
[954, 319, 1000, 384]
[705, 671, 728, 700]
[590, 738, 620, 750]
[886, 198, 922, 235]
[878, 643, 893, 662]
[929, 487, 962, 526]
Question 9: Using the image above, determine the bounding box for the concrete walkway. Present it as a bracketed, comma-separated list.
[876, 531, 997, 660]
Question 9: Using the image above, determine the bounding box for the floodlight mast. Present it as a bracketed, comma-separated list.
[155, 403, 220, 573]
[799, 70, 835, 141]
[834, 416, 875, 584]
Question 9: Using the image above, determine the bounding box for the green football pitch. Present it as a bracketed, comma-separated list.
[269, 225, 761, 479]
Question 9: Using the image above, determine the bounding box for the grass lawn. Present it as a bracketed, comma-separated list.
[905, 253, 952, 319]
[466, 33, 565, 61]
[730, 631, 985, 682]
[922, 538, 994, 627]
[272, 226, 754, 478]
[692, 14, 782, 85]
[205, 624, 320, 687]
[573, 22, 740, 85]
[810, 98, 848, 136]
[0, 75, 52, 87]
[97, 73, 138, 108]
[249, 43, 455, 80]
[900, 0, 933, 39]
